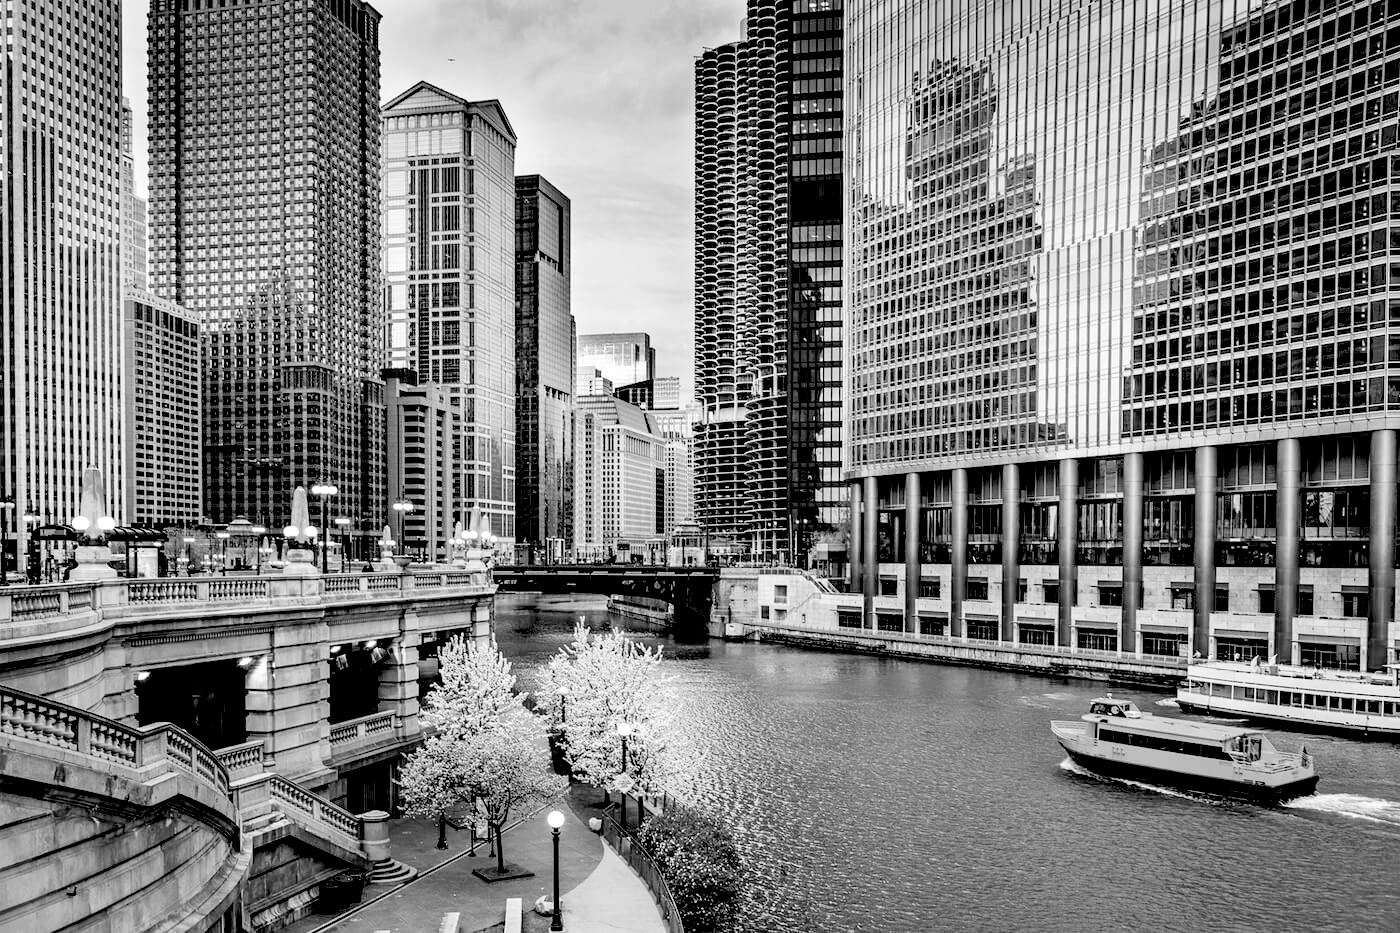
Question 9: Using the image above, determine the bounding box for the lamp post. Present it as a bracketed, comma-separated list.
[0, 494, 13, 586]
[392, 498, 414, 558]
[250, 525, 267, 574]
[22, 507, 39, 584]
[215, 530, 230, 576]
[617, 720, 634, 831]
[182, 535, 196, 577]
[311, 484, 337, 573]
[334, 517, 351, 571]
[548, 809, 566, 931]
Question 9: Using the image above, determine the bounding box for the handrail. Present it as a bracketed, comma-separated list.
[597, 813, 685, 933]
[0, 682, 231, 798]
[328, 710, 398, 749]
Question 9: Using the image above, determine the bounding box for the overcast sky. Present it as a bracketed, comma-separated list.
[121, 0, 744, 400]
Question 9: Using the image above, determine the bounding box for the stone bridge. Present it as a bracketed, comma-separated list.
[492, 565, 718, 639]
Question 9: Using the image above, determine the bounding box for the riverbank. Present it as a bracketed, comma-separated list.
[723, 620, 1186, 688]
[607, 594, 672, 630]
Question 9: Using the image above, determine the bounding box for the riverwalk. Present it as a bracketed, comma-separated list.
[287, 791, 665, 933]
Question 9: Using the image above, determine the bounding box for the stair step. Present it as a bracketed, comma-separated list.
[367, 858, 416, 885]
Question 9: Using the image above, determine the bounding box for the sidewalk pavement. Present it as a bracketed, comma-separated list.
[287, 794, 665, 933]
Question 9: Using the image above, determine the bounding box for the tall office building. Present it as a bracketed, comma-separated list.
[121, 98, 148, 292]
[573, 393, 667, 562]
[382, 82, 518, 552]
[845, 0, 1400, 672]
[578, 333, 656, 391]
[384, 369, 459, 559]
[1, 0, 125, 572]
[515, 175, 574, 560]
[694, 0, 844, 562]
[148, 0, 385, 533]
[123, 291, 201, 527]
[654, 377, 683, 411]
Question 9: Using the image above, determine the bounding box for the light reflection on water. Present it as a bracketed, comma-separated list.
[495, 595, 1400, 933]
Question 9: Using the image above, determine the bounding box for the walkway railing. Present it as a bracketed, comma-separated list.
[329, 710, 399, 754]
[599, 812, 685, 933]
[232, 770, 363, 848]
[0, 683, 231, 799]
[215, 739, 267, 780]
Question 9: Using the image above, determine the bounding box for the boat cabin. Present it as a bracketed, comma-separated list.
[1088, 696, 1142, 719]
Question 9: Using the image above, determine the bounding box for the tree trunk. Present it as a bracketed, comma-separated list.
[495, 823, 505, 874]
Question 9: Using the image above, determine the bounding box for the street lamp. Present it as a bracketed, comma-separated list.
[250, 525, 267, 574]
[392, 498, 414, 558]
[215, 530, 230, 576]
[311, 484, 338, 573]
[547, 809, 566, 931]
[22, 507, 39, 584]
[182, 535, 196, 577]
[334, 517, 351, 571]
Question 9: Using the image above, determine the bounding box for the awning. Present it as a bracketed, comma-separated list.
[1213, 628, 1269, 640]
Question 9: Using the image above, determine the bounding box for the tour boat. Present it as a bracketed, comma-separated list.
[1176, 660, 1400, 737]
[1051, 695, 1318, 801]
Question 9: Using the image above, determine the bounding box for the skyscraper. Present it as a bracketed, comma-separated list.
[577, 333, 656, 390]
[515, 175, 574, 561]
[693, 0, 844, 563]
[382, 82, 518, 551]
[148, 0, 385, 533]
[121, 98, 148, 292]
[1, 0, 125, 569]
[844, 0, 1400, 672]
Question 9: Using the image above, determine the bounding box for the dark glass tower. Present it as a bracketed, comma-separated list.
[515, 175, 575, 560]
[148, 0, 385, 527]
[693, 0, 844, 562]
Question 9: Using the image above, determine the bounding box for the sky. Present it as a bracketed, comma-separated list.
[120, 0, 745, 400]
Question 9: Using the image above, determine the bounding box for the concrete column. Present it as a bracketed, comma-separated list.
[862, 475, 878, 628]
[1057, 458, 1078, 648]
[951, 468, 969, 639]
[1370, 429, 1397, 672]
[1001, 463, 1020, 643]
[1274, 438, 1301, 663]
[904, 472, 921, 634]
[848, 481, 863, 594]
[1122, 453, 1145, 658]
[1193, 446, 1218, 658]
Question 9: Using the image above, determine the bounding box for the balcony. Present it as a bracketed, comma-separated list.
[328, 710, 403, 765]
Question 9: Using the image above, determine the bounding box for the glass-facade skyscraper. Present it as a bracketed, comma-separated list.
[148, 0, 385, 530]
[2, 0, 125, 571]
[845, 0, 1400, 672]
[515, 174, 574, 560]
[382, 82, 518, 550]
[694, 0, 845, 562]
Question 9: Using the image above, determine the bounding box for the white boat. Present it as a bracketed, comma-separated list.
[1051, 694, 1318, 801]
[1177, 660, 1400, 737]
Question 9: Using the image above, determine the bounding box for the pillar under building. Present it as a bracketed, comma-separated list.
[1193, 446, 1218, 658]
[1057, 458, 1078, 647]
[904, 471, 921, 634]
[951, 468, 968, 639]
[1274, 438, 1301, 663]
[862, 475, 877, 629]
[1122, 453, 1144, 656]
[848, 481, 863, 595]
[1001, 463, 1020, 643]
[1369, 429, 1397, 672]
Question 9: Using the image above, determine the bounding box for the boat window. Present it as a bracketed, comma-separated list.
[1339, 697, 1354, 712]
[1265, 690, 1279, 705]
[1362, 700, 1380, 715]
[1385, 702, 1397, 716]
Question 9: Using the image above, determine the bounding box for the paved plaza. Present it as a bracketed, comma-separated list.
[288, 792, 665, 933]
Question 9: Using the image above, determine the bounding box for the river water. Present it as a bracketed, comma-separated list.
[494, 594, 1400, 933]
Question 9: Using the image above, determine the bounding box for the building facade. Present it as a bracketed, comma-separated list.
[148, 0, 385, 532]
[845, 0, 1400, 671]
[578, 332, 656, 392]
[384, 369, 459, 560]
[1, 0, 125, 569]
[573, 394, 667, 562]
[382, 82, 518, 553]
[515, 175, 574, 560]
[121, 98, 148, 292]
[694, 0, 845, 562]
[123, 291, 201, 527]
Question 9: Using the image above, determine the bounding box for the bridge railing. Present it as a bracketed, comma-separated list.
[0, 570, 494, 630]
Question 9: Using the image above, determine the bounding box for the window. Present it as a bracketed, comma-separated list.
[1215, 585, 1230, 612]
[774, 585, 788, 603]
[918, 577, 941, 598]
[1077, 630, 1118, 652]
[876, 613, 904, 633]
[760, 606, 770, 619]
[1043, 580, 1060, 604]
[1170, 585, 1194, 610]
[1299, 642, 1361, 671]
[1143, 633, 1187, 657]
[965, 578, 989, 600]
[1258, 587, 1275, 614]
[918, 616, 946, 636]
[1341, 590, 1369, 617]
[837, 610, 862, 629]
[1298, 586, 1315, 615]
[1098, 582, 1123, 607]
[967, 619, 998, 641]
[1016, 578, 1029, 602]
[879, 577, 899, 597]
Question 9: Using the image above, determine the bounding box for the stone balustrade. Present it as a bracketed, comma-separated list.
[328, 710, 399, 754]
[0, 682, 231, 800]
[216, 739, 269, 781]
[233, 771, 364, 850]
[0, 569, 492, 629]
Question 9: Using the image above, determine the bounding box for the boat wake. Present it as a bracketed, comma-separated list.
[1284, 793, 1400, 826]
[1058, 757, 1197, 801]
